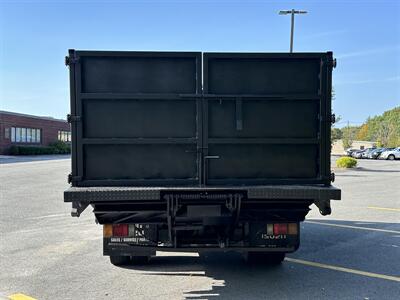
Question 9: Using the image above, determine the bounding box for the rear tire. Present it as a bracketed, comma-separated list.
[245, 252, 285, 265]
[388, 155, 395, 160]
[131, 255, 150, 265]
[110, 255, 130, 266]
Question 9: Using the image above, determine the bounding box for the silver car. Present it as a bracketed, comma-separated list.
[352, 149, 367, 159]
[379, 147, 400, 160]
[361, 148, 376, 159]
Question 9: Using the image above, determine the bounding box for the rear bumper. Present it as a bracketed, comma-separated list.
[65, 185, 340, 217]
[103, 243, 297, 256]
[64, 185, 341, 203]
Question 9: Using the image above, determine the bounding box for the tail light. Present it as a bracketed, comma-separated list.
[269, 223, 298, 235]
[112, 224, 129, 237]
[273, 223, 288, 235]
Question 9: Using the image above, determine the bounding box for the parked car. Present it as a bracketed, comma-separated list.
[379, 147, 400, 160]
[352, 149, 365, 159]
[361, 148, 376, 159]
[345, 148, 358, 157]
[368, 148, 393, 159]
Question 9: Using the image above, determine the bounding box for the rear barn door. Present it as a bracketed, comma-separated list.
[71, 51, 202, 186]
[202, 53, 330, 185]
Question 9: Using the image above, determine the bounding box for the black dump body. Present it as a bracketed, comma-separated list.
[64, 50, 340, 252]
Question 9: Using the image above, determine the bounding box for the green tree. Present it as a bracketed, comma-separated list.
[331, 128, 343, 144]
[356, 124, 369, 140]
[340, 106, 399, 147]
[363, 107, 399, 147]
[342, 125, 360, 149]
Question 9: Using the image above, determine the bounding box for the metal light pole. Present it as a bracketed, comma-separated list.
[279, 9, 307, 52]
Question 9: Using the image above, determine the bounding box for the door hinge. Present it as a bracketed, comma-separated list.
[330, 173, 335, 182]
[327, 58, 337, 69]
[67, 114, 81, 123]
[331, 113, 336, 124]
[68, 174, 82, 184]
[65, 56, 79, 66]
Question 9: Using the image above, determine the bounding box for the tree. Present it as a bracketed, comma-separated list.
[339, 106, 399, 147]
[356, 124, 369, 140]
[342, 137, 353, 149]
[376, 120, 395, 147]
[342, 125, 359, 149]
[331, 128, 342, 145]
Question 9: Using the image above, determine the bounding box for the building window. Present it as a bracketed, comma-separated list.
[36, 129, 41, 143]
[27, 128, 32, 142]
[21, 128, 26, 142]
[58, 131, 71, 142]
[11, 127, 41, 143]
[11, 127, 16, 141]
[16, 128, 21, 142]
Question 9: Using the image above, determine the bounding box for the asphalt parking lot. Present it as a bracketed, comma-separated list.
[0, 157, 399, 299]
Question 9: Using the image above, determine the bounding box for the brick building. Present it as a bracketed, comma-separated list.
[0, 110, 70, 154]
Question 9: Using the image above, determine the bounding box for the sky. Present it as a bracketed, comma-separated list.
[0, 0, 399, 127]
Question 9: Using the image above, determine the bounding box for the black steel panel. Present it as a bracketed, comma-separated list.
[83, 99, 196, 138]
[203, 52, 332, 185]
[208, 99, 319, 138]
[69, 51, 202, 186]
[84, 144, 198, 181]
[205, 56, 320, 95]
[68, 51, 333, 187]
[81, 56, 197, 94]
[207, 144, 318, 179]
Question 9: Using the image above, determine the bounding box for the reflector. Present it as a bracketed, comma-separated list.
[288, 223, 298, 234]
[267, 224, 274, 235]
[103, 224, 113, 237]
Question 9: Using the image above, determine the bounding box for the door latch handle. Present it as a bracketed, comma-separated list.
[205, 155, 220, 159]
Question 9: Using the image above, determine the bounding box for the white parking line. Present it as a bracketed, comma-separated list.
[286, 258, 400, 282]
[305, 221, 400, 234]
[29, 213, 69, 220]
[367, 206, 400, 212]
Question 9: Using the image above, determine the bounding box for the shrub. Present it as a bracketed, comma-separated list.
[11, 146, 54, 155]
[9, 146, 19, 155]
[48, 141, 71, 154]
[8, 142, 71, 155]
[336, 157, 357, 168]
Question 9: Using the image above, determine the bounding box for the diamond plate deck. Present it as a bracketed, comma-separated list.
[64, 185, 341, 202]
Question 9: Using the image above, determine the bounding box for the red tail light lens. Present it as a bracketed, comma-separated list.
[273, 223, 288, 235]
[113, 224, 129, 237]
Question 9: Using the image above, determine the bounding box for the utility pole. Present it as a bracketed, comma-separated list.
[279, 9, 307, 53]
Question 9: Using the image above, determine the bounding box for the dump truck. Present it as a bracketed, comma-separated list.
[64, 50, 341, 265]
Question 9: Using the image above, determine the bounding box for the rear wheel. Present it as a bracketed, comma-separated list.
[388, 154, 395, 160]
[245, 252, 285, 265]
[109, 255, 130, 266]
[131, 255, 150, 265]
[110, 255, 150, 266]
